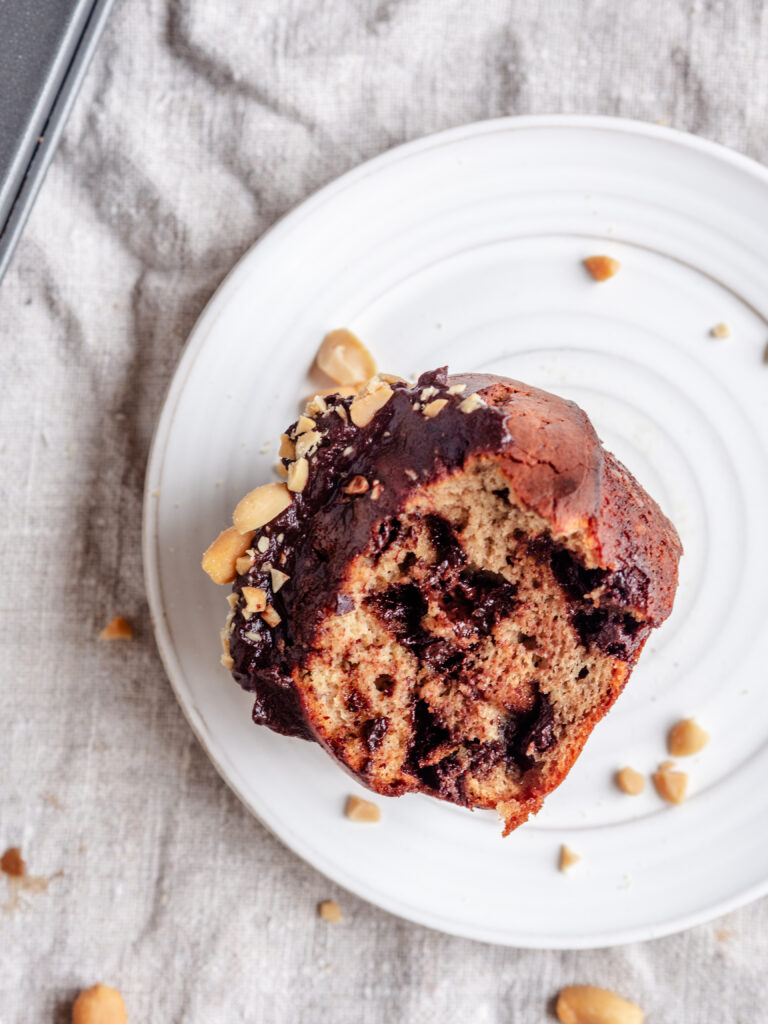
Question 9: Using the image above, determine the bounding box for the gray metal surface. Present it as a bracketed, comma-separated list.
[0, 0, 114, 282]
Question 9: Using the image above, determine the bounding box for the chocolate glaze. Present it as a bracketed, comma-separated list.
[226, 368, 681, 748]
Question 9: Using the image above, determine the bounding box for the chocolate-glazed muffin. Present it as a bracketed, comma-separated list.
[202, 368, 682, 834]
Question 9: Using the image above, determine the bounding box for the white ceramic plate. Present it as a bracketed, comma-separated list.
[144, 116, 768, 949]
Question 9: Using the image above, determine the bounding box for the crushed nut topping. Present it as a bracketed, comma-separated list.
[295, 429, 322, 460]
[420, 386, 439, 401]
[334, 405, 348, 422]
[350, 377, 394, 427]
[202, 527, 255, 584]
[261, 605, 282, 627]
[584, 255, 621, 281]
[370, 480, 382, 500]
[344, 795, 381, 822]
[344, 475, 369, 495]
[256, 535, 269, 553]
[447, 383, 466, 395]
[404, 468, 418, 481]
[342, 446, 354, 456]
[233, 482, 292, 534]
[242, 587, 267, 618]
[305, 394, 328, 416]
[559, 844, 580, 872]
[294, 415, 316, 436]
[616, 766, 645, 795]
[279, 433, 295, 459]
[317, 328, 377, 385]
[220, 627, 233, 669]
[318, 899, 343, 923]
[459, 393, 485, 414]
[710, 322, 731, 339]
[652, 763, 688, 804]
[99, 616, 133, 640]
[275, 462, 288, 478]
[422, 397, 448, 418]
[270, 568, 290, 592]
[235, 552, 254, 575]
[667, 717, 709, 757]
[556, 986, 644, 1024]
[287, 457, 309, 492]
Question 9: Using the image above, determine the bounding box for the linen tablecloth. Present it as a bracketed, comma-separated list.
[2, 1, 766, 1020]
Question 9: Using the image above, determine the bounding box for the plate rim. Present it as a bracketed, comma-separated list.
[142, 114, 768, 948]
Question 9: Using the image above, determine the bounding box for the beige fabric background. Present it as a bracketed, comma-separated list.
[2, 1, 767, 1020]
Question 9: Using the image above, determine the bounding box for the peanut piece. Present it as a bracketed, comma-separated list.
[311, 385, 360, 400]
[242, 587, 267, 618]
[447, 383, 466, 395]
[305, 394, 328, 416]
[350, 378, 394, 427]
[317, 328, 377, 385]
[235, 552, 255, 575]
[652, 764, 688, 804]
[318, 899, 343, 923]
[99, 616, 133, 640]
[202, 527, 255, 584]
[256, 536, 269, 553]
[278, 433, 295, 459]
[556, 985, 644, 1024]
[261, 605, 281, 627]
[295, 429, 322, 460]
[458, 393, 485, 414]
[294, 415, 316, 435]
[710, 322, 731, 339]
[422, 398, 448, 418]
[559, 844, 580, 872]
[269, 568, 290, 592]
[616, 767, 645, 795]
[667, 717, 709, 757]
[584, 255, 621, 281]
[370, 480, 382, 500]
[72, 984, 127, 1024]
[287, 457, 309, 493]
[345, 795, 381, 822]
[344, 475, 369, 495]
[233, 482, 292, 534]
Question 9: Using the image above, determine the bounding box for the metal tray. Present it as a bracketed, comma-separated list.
[0, 0, 114, 282]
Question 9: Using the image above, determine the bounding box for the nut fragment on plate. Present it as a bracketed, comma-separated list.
[710, 322, 731, 339]
[345, 795, 381, 822]
[317, 328, 377, 385]
[556, 985, 644, 1024]
[202, 527, 255, 584]
[72, 984, 127, 1024]
[615, 766, 645, 795]
[233, 482, 292, 534]
[652, 763, 688, 804]
[99, 616, 133, 640]
[584, 255, 621, 281]
[667, 717, 709, 757]
[318, 899, 343, 923]
[559, 844, 580, 872]
[350, 377, 394, 427]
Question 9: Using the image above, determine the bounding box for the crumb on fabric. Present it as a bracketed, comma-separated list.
[318, 899, 343, 923]
[99, 616, 133, 640]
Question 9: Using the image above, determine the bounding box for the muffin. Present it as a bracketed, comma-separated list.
[203, 367, 681, 834]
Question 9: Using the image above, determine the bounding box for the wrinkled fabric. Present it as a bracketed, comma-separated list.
[1, 1, 767, 1020]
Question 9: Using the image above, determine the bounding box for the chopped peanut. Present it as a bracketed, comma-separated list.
[343, 475, 369, 495]
[615, 767, 645, 795]
[458, 393, 485, 414]
[241, 587, 267, 618]
[261, 605, 281, 628]
[72, 984, 127, 1024]
[584, 255, 621, 281]
[667, 718, 709, 757]
[269, 568, 290, 592]
[295, 430, 322, 460]
[99, 616, 133, 640]
[556, 985, 644, 1024]
[710, 322, 731, 339]
[202, 527, 255, 584]
[559, 844, 580, 872]
[317, 328, 377, 385]
[278, 433, 295, 459]
[422, 398, 449, 418]
[345, 795, 381, 822]
[294, 415, 316, 435]
[287, 457, 309, 493]
[233, 482, 292, 534]
[350, 377, 394, 427]
[652, 763, 688, 804]
[318, 899, 343, 923]
[235, 552, 255, 575]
